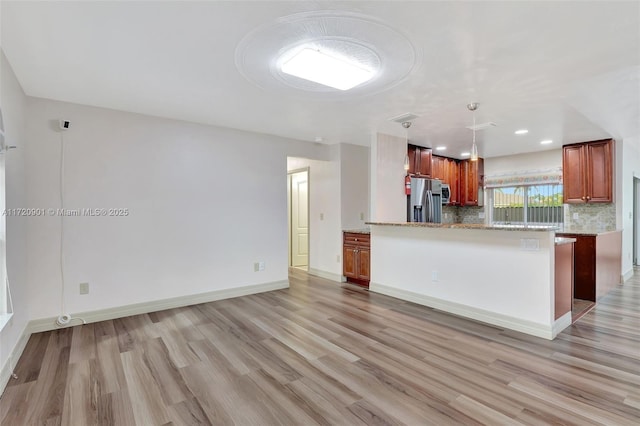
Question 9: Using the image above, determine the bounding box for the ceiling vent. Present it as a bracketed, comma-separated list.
[466, 122, 497, 131]
[389, 112, 420, 123]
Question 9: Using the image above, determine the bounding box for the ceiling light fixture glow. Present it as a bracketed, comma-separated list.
[436, 146, 446, 151]
[515, 129, 529, 135]
[461, 152, 470, 157]
[280, 48, 374, 91]
[540, 139, 553, 145]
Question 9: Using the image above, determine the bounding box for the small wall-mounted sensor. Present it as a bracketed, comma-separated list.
[59, 120, 71, 131]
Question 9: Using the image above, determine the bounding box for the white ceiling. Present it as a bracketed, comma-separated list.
[2, 1, 639, 158]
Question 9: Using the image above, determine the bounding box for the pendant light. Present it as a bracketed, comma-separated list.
[467, 102, 479, 161]
[402, 121, 411, 171]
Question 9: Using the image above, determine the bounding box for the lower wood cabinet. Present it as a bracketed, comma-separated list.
[343, 232, 370, 287]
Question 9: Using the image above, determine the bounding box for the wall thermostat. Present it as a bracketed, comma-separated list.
[59, 120, 71, 130]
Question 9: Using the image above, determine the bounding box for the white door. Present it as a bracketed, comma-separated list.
[290, 171, 309, 268]
[634, 177, 640, 266]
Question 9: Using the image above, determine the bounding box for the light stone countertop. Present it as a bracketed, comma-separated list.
[366, 222, 558, 232]
[554, 237, 577, 245]
[343, 228, 371, 235]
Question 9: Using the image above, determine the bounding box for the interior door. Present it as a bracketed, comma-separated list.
[635, 177, 640, 266]
[290, 170, 309, 268]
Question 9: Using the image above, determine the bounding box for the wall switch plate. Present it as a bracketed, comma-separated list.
[320, 213, 324, 220]
[360, 212, 364, 220]
[336, 255, 340, 262]
[431, 270, 439, 282]
[478, 212, 485, 219]
[573, 213, 579, 220]
[79, 282, 89, 295]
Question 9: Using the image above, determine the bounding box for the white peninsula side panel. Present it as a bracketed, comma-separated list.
[370, 225, 559, 339]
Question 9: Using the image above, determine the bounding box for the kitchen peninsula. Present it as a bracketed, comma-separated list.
[364, 222, 576, 339]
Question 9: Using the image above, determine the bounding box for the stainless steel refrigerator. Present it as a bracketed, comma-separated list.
[407, 177, 442, 223]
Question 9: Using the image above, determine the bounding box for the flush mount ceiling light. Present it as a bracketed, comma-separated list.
[436, 146, 446, 151]
[467, 103, 480, 161]
[515, 129, 529, 135]
[280, 48, 374, 90]
[235, 11, 417, 98]
[540, 139, 553, 145]
[461, 152, 471, 157]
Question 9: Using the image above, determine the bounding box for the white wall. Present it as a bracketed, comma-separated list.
[485, 149, 561, 176]
[340, 143, 369, 230]
[370, 225, 558, 337]
[287, 152, 342, 278]
[0, 51, 29, 389]
[24, 97, 329, 320]
[371, 133, 406, 222]
[617, 138, 640, 278]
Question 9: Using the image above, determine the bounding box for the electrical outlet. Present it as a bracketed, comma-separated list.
[79, 282, 89, 295]
[431, 270, 439, 282]
[520, 238, 540, 251]
[336, 254, 340, 263]
[254, 261, 265, 272]
[478, 212, 485, 219]
[573, 213, 579, 220]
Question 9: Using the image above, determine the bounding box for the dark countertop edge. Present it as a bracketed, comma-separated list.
[366, 222, 556, 232]
[555, 237, 577, 245]
[343, 228, 371, 234]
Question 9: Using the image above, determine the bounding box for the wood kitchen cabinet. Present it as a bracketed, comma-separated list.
[555, 231, 621, 303]
[408, 144, 432, 177]
[343, 232, 370, 287]
[431, 155, 446, 180]
[446, 158, 460, 205]
[430, 155, 460, 205]
[563, 139, 614, 203]
[459, 158, 484, 206]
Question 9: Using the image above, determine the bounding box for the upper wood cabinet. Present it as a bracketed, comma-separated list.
[459, 158, 484, 206]
[408, 144, 432, 177]
[431, 155, 446, 180]
[563, 139, 614, 203]
[447, 158, 460, 205]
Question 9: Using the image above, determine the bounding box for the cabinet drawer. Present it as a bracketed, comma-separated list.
[344, 233, 370, 246]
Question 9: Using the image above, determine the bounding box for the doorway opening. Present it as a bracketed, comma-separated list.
[288, 169, 309, 270]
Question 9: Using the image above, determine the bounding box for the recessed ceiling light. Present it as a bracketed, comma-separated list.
[515, 129, 528, 135]
[280, 48, 374, 91]
[461, 152, 470, 157]
[540, 139, 553, 145]
[314, 136, 323, 142]
[436, 146, 446, 151]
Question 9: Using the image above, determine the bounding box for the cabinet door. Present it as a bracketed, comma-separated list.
[432, 156, 445, 180]
[418, 148, 432, 177]
[343, 245, 357, 278]
[563, 144, 587, 203]
[448, 159, 459, 205]
[408, 145, 419, 175]
[357, 248, 370, 281]
[586, 140, 613, 203]
[460, 159, 483, 206]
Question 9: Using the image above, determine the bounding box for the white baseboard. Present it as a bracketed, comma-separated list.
[28, 280, 289, 334]
[370, 282, 556, 340]
[622, 268, 634, 282]
[552, 312, 572, 338]
[0, 323, 31, 396]
[308, 268, 345, 283]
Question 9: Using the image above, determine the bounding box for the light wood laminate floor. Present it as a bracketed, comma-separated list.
[1, 268, 639, 425]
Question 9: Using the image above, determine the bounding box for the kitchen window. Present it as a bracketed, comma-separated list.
[490, 184, 564, 226]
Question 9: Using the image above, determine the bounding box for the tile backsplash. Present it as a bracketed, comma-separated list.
[443, 202, 616, 230]
[563, 203, 616, 231]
